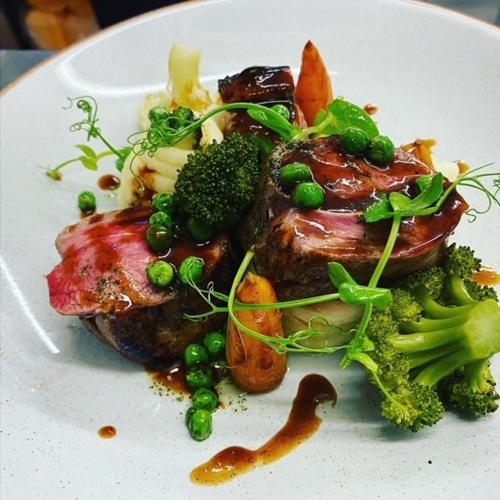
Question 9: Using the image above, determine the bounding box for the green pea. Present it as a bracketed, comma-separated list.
[292, 182, 325, 209]
[187, 217, 214, 242]
[184, 343, 209, 367]
[149, 211, 174, 229]
[179, 256, 205, 284]
[366, 135, 395, 166]
[152, 192, 175, 214]
[146, 224, 173, 253]
[192, 388, 218, 412]
[203, 332, 226, 360]
[185, 364, 214, 390]
[187, 408, 212, 441]
[271, 104, 291, 121]
[185, 406, 197, 426]
[172, 106, 195, 122]
[146, 261, 174, 288]
[78, 191, 96, 212]
[340, 127, 370, 155]
[279, 162, 312, 188]
[148, 106, 169, 123]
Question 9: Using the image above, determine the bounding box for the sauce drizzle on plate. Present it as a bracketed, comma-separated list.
[190, 374, 336, 486]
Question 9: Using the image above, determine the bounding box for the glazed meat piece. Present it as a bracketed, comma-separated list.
[218, 66, 305, 137]
[241, 137, 468, 299]
[219, 66, 295, 102]
[47, 208, 235, 364]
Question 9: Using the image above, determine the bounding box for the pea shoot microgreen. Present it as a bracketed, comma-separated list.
[48, 94, 382, 181]
[181, 165, 499, 361]
[46, 97, 130, 180]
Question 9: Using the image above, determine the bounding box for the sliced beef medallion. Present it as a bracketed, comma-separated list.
[241, 136, 468, 299]
[47, 207, 235, 364]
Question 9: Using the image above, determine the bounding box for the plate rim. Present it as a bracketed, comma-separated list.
[1, 0, 499, 98]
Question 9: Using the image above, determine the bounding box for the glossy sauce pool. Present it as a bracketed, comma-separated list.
[190, 374, 336, 486]
[147, 363, 190, 395]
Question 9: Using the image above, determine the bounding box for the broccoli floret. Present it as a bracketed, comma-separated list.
[173, 133, 261, 229]
[359, 268, 500, 432]
[443, 243, 481, 279]
[443, 244, 497, 303]
[394, 266, 446, 299]
[395, 245, 497, 304]
[389, 289, 422, 323]
[443, 359, 499, 417]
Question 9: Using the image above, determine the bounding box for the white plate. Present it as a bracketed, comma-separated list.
[1, 1, 500, 498]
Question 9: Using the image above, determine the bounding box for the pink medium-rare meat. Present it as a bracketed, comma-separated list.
[47, 208, 235, 364]
[241, 137, 468, 299]
[48, 207, 227, 316]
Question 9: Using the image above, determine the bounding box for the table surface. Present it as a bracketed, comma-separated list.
[1, 0, 499, 91]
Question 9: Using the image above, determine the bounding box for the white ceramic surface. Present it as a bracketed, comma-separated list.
[1, 1, 500, 499]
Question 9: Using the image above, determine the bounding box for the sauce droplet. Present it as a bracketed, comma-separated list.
[190, 374, 336, 486]
[363, 103, 378, 115]
[98, 425, 116, 439]
[473, 267, 500, 286]
[98, 174, 121, 191]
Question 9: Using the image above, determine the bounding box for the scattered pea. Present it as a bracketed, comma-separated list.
[179, 256, 204, 284]
[279, 162, 312, 188]
[184, 343, 209, 367]
[185, 364, 214, 390]
[292, 182, 325, 209]
[146, 261, 174, 287]
[149, 211, 174, 229]
[146, 224, 173, 253]
[192, 387, 218, 412]
[340, 127, 370, 155]
[187, 408, 212, 441]
[148, 106, 169, 123]
[152, 192, 175, 214]
[187, 217, 214, 242]
[366, 135, 395, 166]
[78, 191, 96, 212]
[203, 332, 226, 359]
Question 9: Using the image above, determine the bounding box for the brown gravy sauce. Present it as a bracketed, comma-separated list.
[98, 174, 121, 191]
[147, 363, 190, 395]
[98, 425, 117, 439]
[363, 103, 378, 115]
[474, 267, 500, 286]
[190, 374, 336, 486]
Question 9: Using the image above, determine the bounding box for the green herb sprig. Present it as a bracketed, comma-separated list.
[183, 167, 499, 360]
[46, 97, 130, 180]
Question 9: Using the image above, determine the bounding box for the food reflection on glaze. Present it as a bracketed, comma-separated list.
[190, 374, 336, 486]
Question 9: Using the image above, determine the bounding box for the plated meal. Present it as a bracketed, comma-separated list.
[45, 41, 500, 484]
